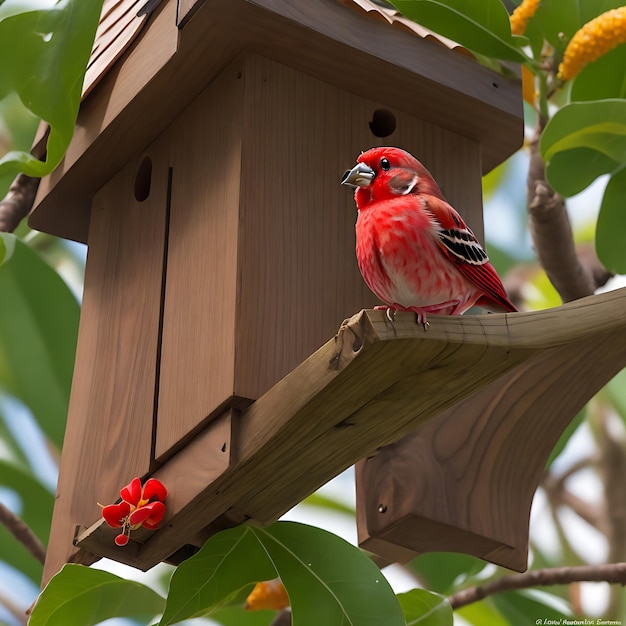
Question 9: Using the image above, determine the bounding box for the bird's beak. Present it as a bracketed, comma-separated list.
[341, 163, 375, 187]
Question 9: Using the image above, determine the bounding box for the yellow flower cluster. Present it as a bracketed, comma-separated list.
[558, 7, 626, 80]
[510, 0, 541, 36]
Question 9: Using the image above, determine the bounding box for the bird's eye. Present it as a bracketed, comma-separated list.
[380, 157, 390, 171]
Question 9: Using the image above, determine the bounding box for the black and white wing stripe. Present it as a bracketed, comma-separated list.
[438, 228, 489, 266]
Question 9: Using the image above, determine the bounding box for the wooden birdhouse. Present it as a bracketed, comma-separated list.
[31, 0, 625, 586]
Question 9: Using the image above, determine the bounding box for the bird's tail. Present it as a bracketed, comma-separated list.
[476, 294, 519, 314]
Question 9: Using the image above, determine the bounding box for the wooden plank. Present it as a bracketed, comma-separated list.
[31, 0, 179, 242]
[42, 131, 171, 584]
[75, 409, 234, 564]
[176, 0, 204, 26]
[46, 52, 490, 572]
[236, 0, 522, 168]
[158, 53, 485, 458]
[73, 288, 626, 570]
[83, 0, 149, 99]
[30, 0, 521, 243]
[235, 54, 484, 402]
[155, 61, 244, 460]
[357, 330, 626, 572]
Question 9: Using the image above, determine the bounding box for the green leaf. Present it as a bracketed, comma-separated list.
[0, 401, 30, 468]
[208, 605, 277, 626]
[251, 523, 405, 626]
[160, 522, 405, 626]
[389, 0, 528, 62]
[492, 589, 571, 624]
[526, 268, 562, 311]
[29, 564, 165, 625]
[0, 93, 39, 197]
[0, 232, 15, 266]
[0, 460, 53, 583]
[0, 238, 79, 448]
[579, 0, 626, 22]
[544, 147, 619, 198]
[535, 0, 626, 52]
[570, 44, 626, 102]
[541, 100, 626, 196]
[482, 160, 509, 201]
[159, 525, 277, 624]
[0, 459, 53, 539]
[302, 491, 356, 516]
[534, 0, 582, 53]
[397, 589, 452, 626]
[596, 166, 626, 273]
[522, 16, 545, 61]
[456, 599, 509, 626]
[407, 552, 486, 595]
[0, 0, 103, 177]
[541, 100, 626, 164]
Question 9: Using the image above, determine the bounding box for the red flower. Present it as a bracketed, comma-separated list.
[100, 477, 167, 546]
[101, 501, 131, 528]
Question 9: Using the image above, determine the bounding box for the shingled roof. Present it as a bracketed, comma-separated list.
[337, 0, 473, 57]
[82, 0, 475, 99]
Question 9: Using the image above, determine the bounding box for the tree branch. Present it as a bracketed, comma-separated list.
[595, 405, 626, 615]
[0, 501, 46, 565]
[558, 489, 609, 535]
[503, 242, 612, 309]
[526, 117, 599, 302]
[0, 587, 28, 626]
[448, 563, 626, 609]
[0, 173, 40, 233]
[576, 242, 613, 292]
[542, 456, 610, 535]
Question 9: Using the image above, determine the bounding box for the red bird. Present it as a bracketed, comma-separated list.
[341, 147, 517, 326]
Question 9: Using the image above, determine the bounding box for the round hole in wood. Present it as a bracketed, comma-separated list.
[134, 156, 152, 202]
[369, 109, 396, 138]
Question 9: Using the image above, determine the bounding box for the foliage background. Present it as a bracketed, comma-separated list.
[1, 0, 626, 624]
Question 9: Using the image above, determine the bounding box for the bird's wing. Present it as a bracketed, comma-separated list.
[423, 195, 518, 312]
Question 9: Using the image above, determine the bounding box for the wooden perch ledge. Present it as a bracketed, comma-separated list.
[75, 288, 626, 572]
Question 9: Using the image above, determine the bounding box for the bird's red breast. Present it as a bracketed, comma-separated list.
[342, 147, 517, 317]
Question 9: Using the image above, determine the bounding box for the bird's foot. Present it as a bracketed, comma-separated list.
[417, 314, 430, 330]
[406, 301, 461, 331]
[374, 304, 397, 323]
[408, 308, 430, 330]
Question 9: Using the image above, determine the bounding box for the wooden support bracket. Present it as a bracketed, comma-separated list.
[74, 288, 626, 571]
[355, 329, 625, 572]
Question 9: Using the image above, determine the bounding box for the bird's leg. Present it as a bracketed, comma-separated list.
[374, 304, 397, 322]
[409, 308, 430, 330]
[407, 301, 461, 330]
[380, 304, 430, 329]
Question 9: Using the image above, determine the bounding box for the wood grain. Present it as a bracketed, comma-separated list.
[155, 62, 244, 460]
[30, 0, 521, 243]
[75, 409, 234, 564]
[73, 288, 626, 570]
[156, 53, 486, 459]
[48, 51, 492, 573]
[235, 54, 485, 403]
[31, 0, 178, 242]
[42, 131, 171, 584]
[83, 0, 149, 99]
[356, 329, 626, 572]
